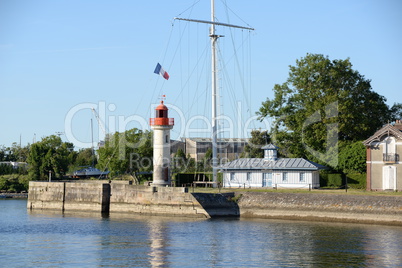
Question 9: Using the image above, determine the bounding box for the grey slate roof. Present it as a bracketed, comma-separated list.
[261, 144, 278, 150]
[220, 158, 326, 171]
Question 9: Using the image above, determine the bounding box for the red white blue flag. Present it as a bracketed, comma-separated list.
[154, 63, 169, 80]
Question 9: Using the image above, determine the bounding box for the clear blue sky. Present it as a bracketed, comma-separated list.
[1, 0, 401, 149]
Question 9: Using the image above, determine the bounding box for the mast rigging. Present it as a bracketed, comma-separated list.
[174, 0, 254, 187]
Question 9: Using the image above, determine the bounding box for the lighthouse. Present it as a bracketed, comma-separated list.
[150, 98, 174, 186]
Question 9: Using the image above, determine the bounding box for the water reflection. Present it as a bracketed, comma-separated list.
[362, 225, 402, 267]
[3, 200, 402, 267]
[146, 220, 169, 267]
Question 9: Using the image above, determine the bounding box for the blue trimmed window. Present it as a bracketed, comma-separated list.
[230, 172, 235, 181]
[299, 172, 305, 182]
[282, 172, 288, 182]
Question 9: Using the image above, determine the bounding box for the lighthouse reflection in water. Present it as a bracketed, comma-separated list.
[1, 200, 402, 267]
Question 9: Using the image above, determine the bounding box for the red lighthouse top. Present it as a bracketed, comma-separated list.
[150, 100, 174, 126]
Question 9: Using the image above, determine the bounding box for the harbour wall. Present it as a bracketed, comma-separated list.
[27, 181, 239, 218]
[27, 181, 402, 225]
[236, 192, 402, 225]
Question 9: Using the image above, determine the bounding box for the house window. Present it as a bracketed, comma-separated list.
[165, 135, 169, 143]
[282, 172, 288, 182]
[247, 172, 251, 181]
[230, 173, 235, 181]
[299, 172, 305, 182]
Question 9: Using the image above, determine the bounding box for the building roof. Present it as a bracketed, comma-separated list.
[155, 100, 168, 111]
[220, 157, 326, 171]
[363, 123, 402, 146]
[261, 144, 278, 150]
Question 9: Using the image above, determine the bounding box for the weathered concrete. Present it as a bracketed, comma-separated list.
[27, 181, 239, 218]
[236, 192, 402, 225]
[27, 181, 65, 210]
[109, 184, 206, 217]
[27, 181, 111, 212]
[27, 181, 402, 225]
[64, 182, 110, 213]
[110, 185, 239, 217]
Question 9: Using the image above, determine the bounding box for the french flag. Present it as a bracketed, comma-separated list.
[154, 63, 169, 80]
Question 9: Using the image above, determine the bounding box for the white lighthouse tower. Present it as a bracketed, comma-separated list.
[150, 98, 174, 186]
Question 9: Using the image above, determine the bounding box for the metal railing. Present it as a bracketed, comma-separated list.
[383, 153, 399, 163]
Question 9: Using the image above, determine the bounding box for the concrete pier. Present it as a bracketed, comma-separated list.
[27, 181, 239, 218]
[27, 181, 402, 225]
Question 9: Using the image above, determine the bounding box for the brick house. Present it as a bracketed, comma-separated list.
[363, 121, 402, 191]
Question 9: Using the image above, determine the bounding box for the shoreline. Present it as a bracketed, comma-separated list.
[23, 181, 402, 226]
[0, 193, 28, 199]
[235, 192, 402, 226]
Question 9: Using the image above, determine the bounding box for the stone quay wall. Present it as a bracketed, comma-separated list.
[109, 183, 207, 217]
[27, 181, 110, 212]
[27, 181, 238, 218]
[236, 192, 402, 225]
[27, 181, 402, 225]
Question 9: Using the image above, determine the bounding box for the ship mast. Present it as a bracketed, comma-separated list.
[210, 0, 219, 187]
[175, 0, 254, 186]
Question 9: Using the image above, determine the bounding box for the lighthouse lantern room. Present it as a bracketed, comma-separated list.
[150, 98, 174, 186]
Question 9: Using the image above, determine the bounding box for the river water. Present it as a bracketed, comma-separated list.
[1, 199, 401, 267]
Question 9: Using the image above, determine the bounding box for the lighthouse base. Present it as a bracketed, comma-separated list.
[151, 181, 170, 187]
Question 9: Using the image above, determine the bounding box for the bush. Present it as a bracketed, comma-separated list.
[328, 174, 343, 188]
[0, 177, 10, 191]
[0, 174, 30, 192]
[319, 170, 331, 187]
[346, 173, 366, 189]
[174, 172, 223, 187]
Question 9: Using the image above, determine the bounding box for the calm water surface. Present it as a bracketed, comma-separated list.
[1, 199, 401, 267]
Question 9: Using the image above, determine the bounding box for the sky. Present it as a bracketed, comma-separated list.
[1, 0, 401, 149]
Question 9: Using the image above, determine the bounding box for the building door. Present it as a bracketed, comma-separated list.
[383, 166, 396, 190]
[262, 172, 272, 187]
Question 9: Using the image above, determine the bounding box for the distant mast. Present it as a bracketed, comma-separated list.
[210, 0, 218, 188]
[175, 0, 254, 186]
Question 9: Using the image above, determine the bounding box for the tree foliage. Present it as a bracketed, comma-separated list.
[97, 128, 153, 176]
[241, 130, 270, 158]
[27, 135, 75, 180]
[75, 148, 95, 167]
[0, 143, 30, 162]
[338, 141, 366, 173]
[258, 53, 401, 167]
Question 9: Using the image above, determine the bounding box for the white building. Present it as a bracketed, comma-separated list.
[0, 161, 28, 169]
[220, 144, 325, 189]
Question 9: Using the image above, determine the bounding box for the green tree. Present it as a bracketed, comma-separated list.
[175, 148, 186, 160]
[241, 130, 270, 158]
[97, 128, 153, 176]
[390, 103, 402, 120]
[172, 148, 188, 173]
[338, 141, 366, 173]
[75, 148, 95, 167]
[0, 143, 30, 162]
[202, 148, 213, 172]
[258, 53, 400, 166]
[27, 135, 75, 180]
